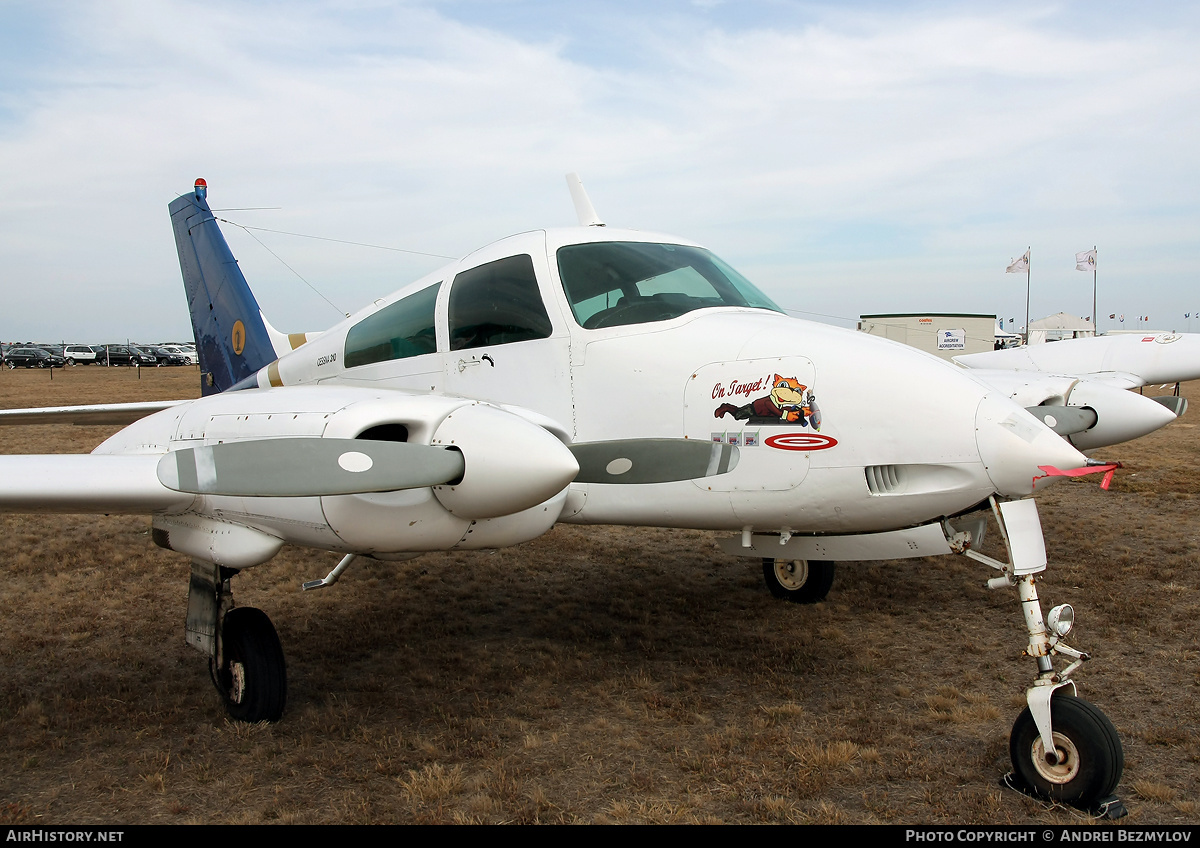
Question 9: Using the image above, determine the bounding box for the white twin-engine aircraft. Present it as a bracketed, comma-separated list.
[2, 176, 1197, 813]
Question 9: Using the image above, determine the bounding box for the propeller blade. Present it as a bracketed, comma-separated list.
[570, 439, 738, 485]
[1024, 406, 1098, 436]
[158, 435, 737, 497]
[1149, 395, 1188, 417]
[157, 438, 464, 497]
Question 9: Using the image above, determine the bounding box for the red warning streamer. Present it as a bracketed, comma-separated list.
[1035, 463, 1123, 491]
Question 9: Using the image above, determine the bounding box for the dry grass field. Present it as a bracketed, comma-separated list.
[1, 365, 1198, 825]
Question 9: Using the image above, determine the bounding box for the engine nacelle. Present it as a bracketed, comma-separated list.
[152, 513, 284, 568]
[430, 403, 579, 520]
[142, 386, 576, 558]
[965, 370, 1182, 451]
[1062, 379, 1179, 451]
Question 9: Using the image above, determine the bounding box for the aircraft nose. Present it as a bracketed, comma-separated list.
[975, 393, 1089, 497]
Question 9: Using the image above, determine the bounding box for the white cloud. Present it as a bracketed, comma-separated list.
[2, 1, 1199, 340]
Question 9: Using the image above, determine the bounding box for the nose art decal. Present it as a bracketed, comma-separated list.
[710, 372, 834, 451]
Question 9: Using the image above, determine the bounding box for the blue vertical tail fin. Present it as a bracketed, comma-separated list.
[169, 179, 276, 395]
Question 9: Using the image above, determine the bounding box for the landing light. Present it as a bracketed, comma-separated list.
[1047, 604, 1074, 638]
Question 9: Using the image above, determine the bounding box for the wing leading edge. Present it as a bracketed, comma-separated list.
[0, 400, 189, 427]
[0, 455, 195, 513]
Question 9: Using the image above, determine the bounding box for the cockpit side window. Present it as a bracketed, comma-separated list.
[344, 282, 440, 368]
[557, 242, 783, 329]
[448, 254, 553, 350]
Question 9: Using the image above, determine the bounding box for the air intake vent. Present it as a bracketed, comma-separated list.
[865, 464, 905, 495]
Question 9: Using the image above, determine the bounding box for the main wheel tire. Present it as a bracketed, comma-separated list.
[214, 607, 287, 722]
[762, 558, 835, 603]
[1009, 694, 1123, 806]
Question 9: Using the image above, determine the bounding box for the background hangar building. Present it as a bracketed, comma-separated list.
[858, 313, 998, 361]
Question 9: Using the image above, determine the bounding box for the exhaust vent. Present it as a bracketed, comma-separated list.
[865, 464, 906, 495]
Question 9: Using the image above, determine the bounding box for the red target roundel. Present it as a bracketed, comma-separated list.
[764, 433, 838, 451]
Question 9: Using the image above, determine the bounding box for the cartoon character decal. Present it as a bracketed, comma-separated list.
[698, 360, 836, 455]
[714, 374, 822, 430]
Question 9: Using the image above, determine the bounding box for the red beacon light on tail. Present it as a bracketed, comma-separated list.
[194, 178, 207, 200]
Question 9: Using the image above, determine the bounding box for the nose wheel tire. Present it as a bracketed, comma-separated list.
[211, 607, 287, 722]
[762, 558, 835, 603]
[1009, 694, 1123, 807]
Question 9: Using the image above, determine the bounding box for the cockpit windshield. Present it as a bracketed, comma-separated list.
[556, 242, 784, 329]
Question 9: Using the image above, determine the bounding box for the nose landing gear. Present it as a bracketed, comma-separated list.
[959, 497, 1126, 818]
[1009, 694, 1123, 808]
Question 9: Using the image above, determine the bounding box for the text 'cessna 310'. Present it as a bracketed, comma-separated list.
[3, 176, 1198, 815]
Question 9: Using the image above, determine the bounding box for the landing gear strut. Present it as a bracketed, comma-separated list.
[957, 497, 1126, 817]
[187, 560, 287, 722]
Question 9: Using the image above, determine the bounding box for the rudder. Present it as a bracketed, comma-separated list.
[169, 179, 276, 395]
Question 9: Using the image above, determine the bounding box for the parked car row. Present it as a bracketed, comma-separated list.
[1, 343, 199, 369]
[3, 347, 67, 368]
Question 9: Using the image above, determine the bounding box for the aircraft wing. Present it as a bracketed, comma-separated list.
[0, 386, 740, 515]
[0, 400, 190, 426]
[0, 455, 195, 513]
[954, 332, 1200, 388]
[1050, 372, 1142, 390]
[954, 333, 1197, 449]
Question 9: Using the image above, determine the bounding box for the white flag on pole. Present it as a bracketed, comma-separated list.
[1075, 248, 1097, 272]
[1006, 250, 1030, 273]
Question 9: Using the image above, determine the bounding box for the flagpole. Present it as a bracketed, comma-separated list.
[1092, 245, 1097, 335]
[1025, 246, 1031, 345]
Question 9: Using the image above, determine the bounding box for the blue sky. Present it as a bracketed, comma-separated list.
[3, 1, 1199, 341]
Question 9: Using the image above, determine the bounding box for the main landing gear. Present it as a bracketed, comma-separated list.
[761, 558, 835, 603]
[956, 497, 1126, 817]
[187, 561, 287, 722]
